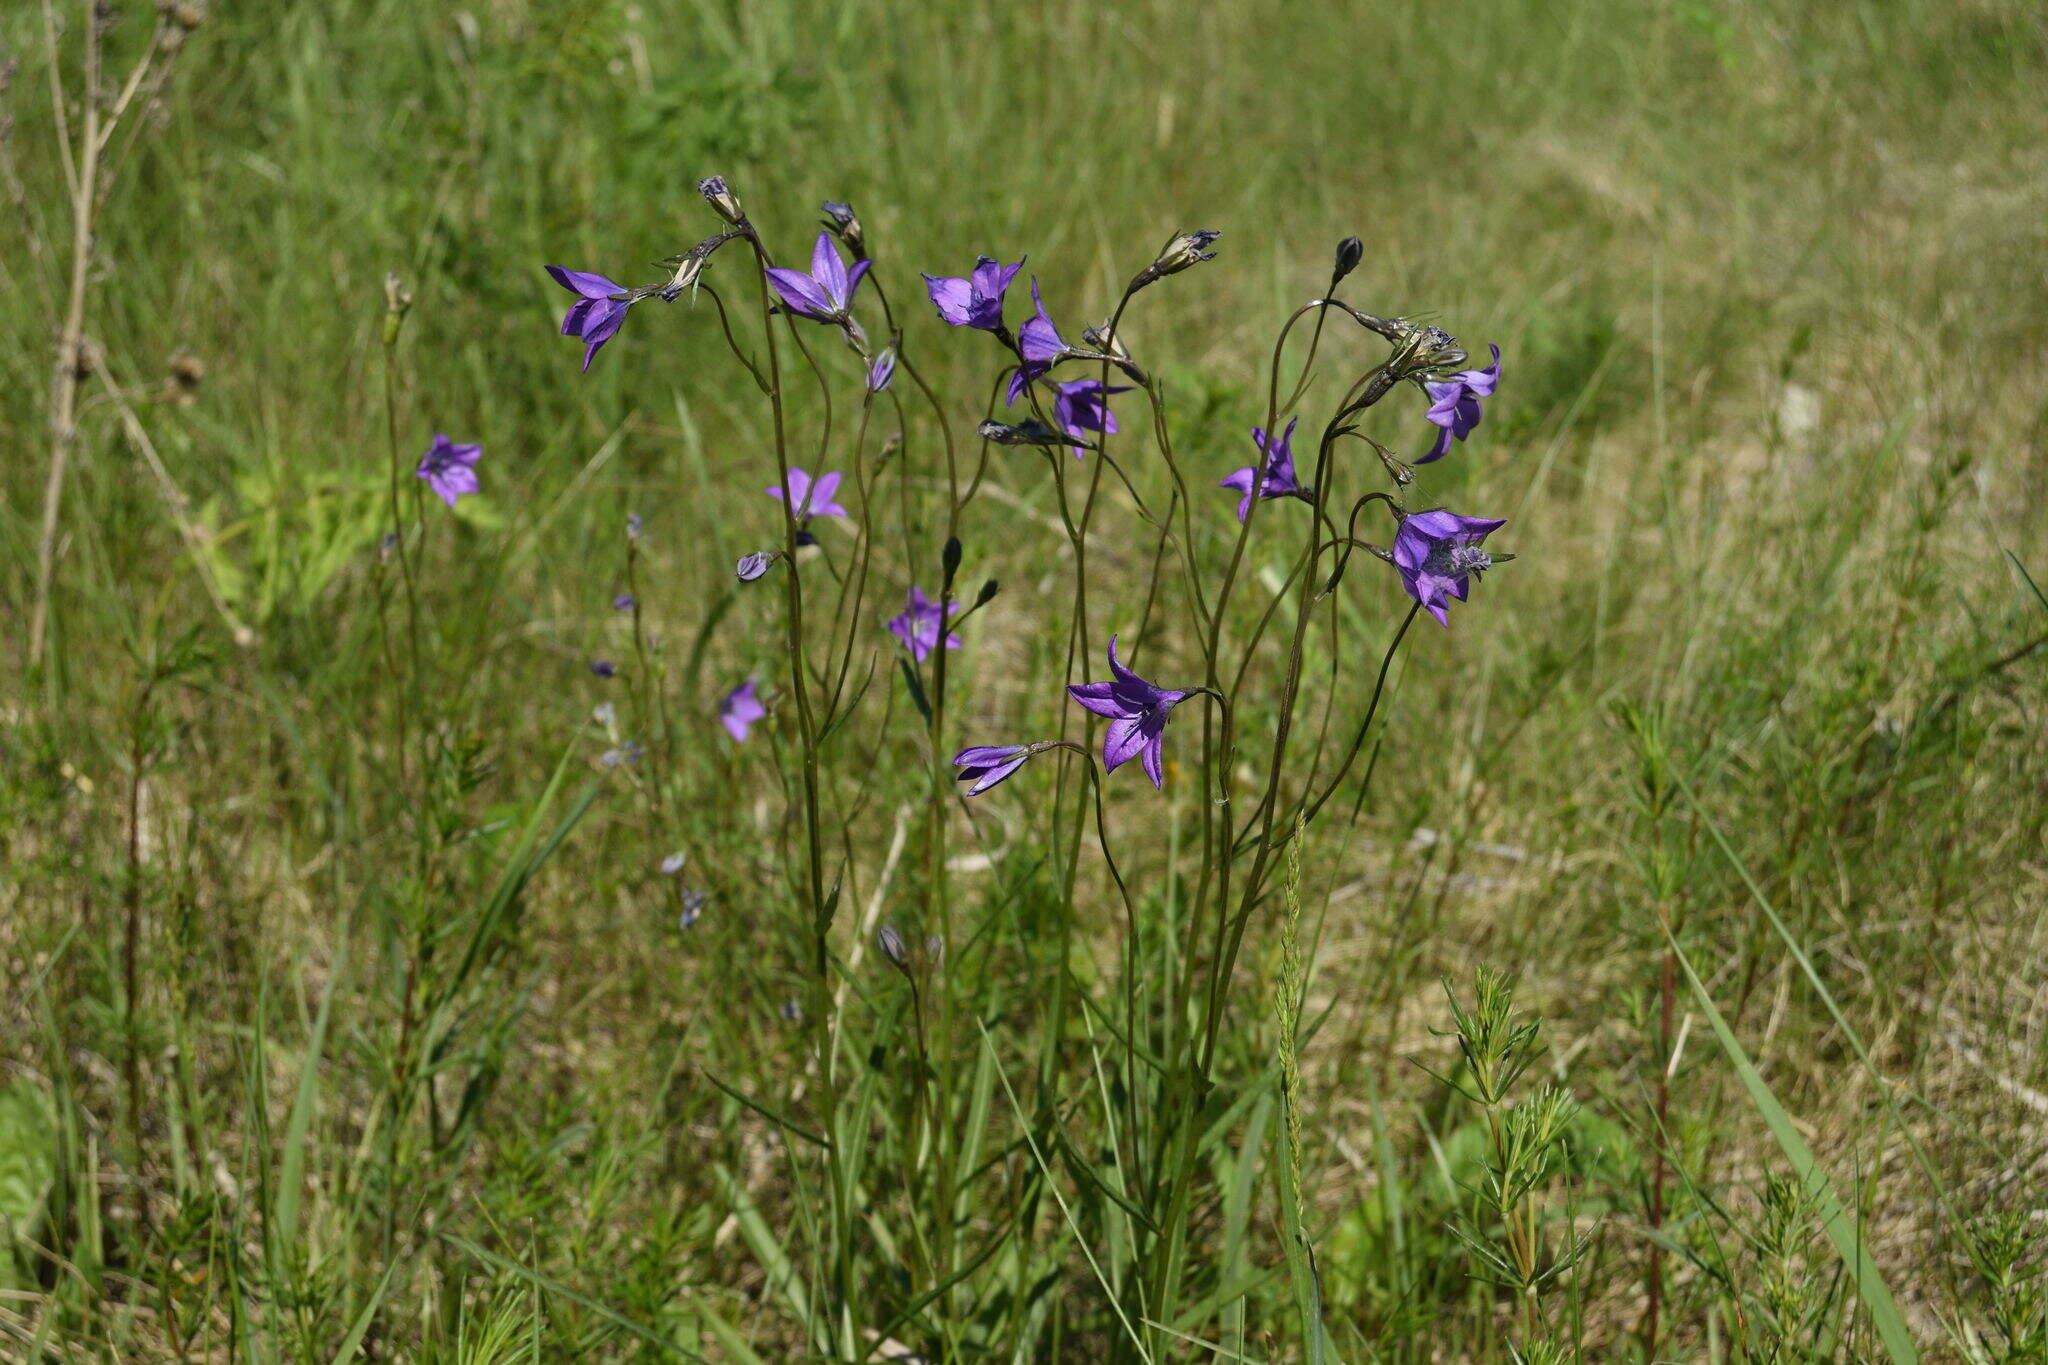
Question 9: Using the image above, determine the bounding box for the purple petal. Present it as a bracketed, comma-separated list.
[923, 274, 974, 326]
[1102, 716, 1147, 773]
[765, 267, 832, 319]
[967, 753, 1031, 794]
[809, 231, 847, 304]
[1140, 736, 1165, 789]
[1067, 682, 1130, 719]
[546, 266, 624, 299]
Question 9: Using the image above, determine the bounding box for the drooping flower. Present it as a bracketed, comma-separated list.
[764, 231, 871, 324]
[922, 255, 1023, 331]
[867, 347, 897, 393]
[592, 702, 617, 727]
[546, 267, 634, 371]
[766, 467, 849, 521]
[887, 587, 961, 663]
[719, 679, 766, 742]
[952, 744, 1037, 796]
[660, 852, 686, 876]
[698, 175, 744, 225]
[591, 659, 617, 678]
[1219, 418, 1311, 522]
[626, 512, 644, 541]
[1067, 635, 1188, 788]
[613, 593, 636, 611]
[599, 741, 643, 768]
[678, 888, 706, 930]
[1052, 379, 1131, 457]
[779, 998, 802, 1021]
[415, 434, 481, 507]
[1389, 509, 1509, 625]
[876, 924, 909, 971]
[1418, 344, 1501, 463]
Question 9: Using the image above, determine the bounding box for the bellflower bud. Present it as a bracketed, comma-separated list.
[1333, 235, 1363, 286]
[697, 175, 744, 225]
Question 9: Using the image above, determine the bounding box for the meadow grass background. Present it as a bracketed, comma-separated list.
[3, 0, 2047, 1358]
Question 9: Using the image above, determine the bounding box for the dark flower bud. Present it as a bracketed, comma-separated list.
[942, 536, 963, 588]
[698, 175, 744, 226]
[819, 200, 865, 257]
[877, 924, 910, 973]
[590, 659, 617, 678]
[1333, 236, 1363, 285]
[974, 578, 999, 607]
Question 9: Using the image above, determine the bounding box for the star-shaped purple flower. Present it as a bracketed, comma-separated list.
[764, 231, 871, 324]
[1390, 509, 1508, 625]
[887, 587, 962, 663]
[1067, 636, 1187, 788]
[1219, 418, 1311, 522]
[415, 433, 481, 507]
[1051, 379, 1131, 458]
[546, 267, 634, 371]
[922, 255, 1023, 331]
[1418, 344, 1501, 463]
[719, 679, 766, 742]
[952, 744, 1035, 796]
[767, 467, 849, 521]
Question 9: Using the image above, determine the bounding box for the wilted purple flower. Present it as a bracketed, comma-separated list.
[678, 888, 706, 930]
[819, 200, 864, 256]
[779, 998, 801, 1021]
[626, 512, 644, 541]
[1219, 418, 1311, 522]
[660, 852, 686, 875]
[767, 467, 849, 521]
[922, 255, 1023, 331]
[867, 347, 897, 393]
[600, 741, 643, 768]
[1067, 635, 1188, 788]
[765, 231, 871, 324]
[591, 659, 616, 678]
[736, 551, 776, 582]
[698, 175, 744, 225]
[613, 593, 636, 611]
[719, 679, 765, 742]
[592, 702, 616, 727]
[378, 531, 399, 562]
[952, 744, 1039, 796]
[1418, 344, 1501, 463]
[1052, 379, 1131, 457]
[415, 433, 481, 507]
[1390, 509, 1509, 625]
[546, 267, 634, 371]
[887, 587, 961, 663]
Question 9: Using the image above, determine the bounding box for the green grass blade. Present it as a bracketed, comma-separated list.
[1665, 930, 1919, 1364]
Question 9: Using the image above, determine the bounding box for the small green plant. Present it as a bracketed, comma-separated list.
[1431, 968, 1591, 1358]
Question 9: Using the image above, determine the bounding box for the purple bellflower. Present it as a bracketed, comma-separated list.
[1418, 344, 1501, 463]
[415, 433, 481, 507]
[765, 231, 871, 325]
[768, 467, 848, 544]
[591, 659, 617, 678]
[952, 744, 1042, 796]
[1218, 418, 1311, 522]
[1390, 509, 1509, 625]
[546, 267, 634, 371]
[923, 255, 1023, 331]
[887, 587, 962, 663]
[719, 679, 766, 742]
[767, 467, 849, 520]
[1052, 379, 1131, 457]
[1067, 636, 1187, 788]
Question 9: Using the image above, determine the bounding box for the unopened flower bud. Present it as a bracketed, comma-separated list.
[877, 924, 910, 973]
[1333, 236, 1363, 285]
[866, 347, 897, 393]
[697, 175, 744, 225]
[735, 550, 777, 582]
[974, 578, 999, 607]
[941, 536, 962, 587]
